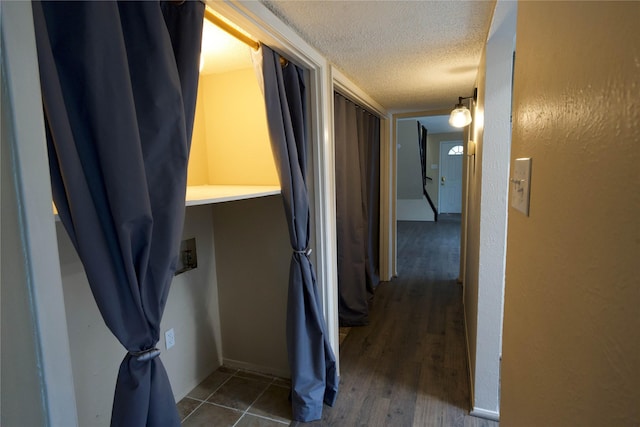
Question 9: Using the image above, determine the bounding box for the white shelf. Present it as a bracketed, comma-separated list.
[53, 185, 281, 219]
[186, 185, 281, 206]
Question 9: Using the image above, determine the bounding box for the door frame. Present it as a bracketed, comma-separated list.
[2, 2, 78, 425]
[390, 109, 452, 276]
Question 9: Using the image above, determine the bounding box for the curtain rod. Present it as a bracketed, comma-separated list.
[204, 8, 260, 51]
[203, 8, 289, 67]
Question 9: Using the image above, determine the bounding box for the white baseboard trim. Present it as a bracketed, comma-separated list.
[223, 358, 290, 379]
[470, 407, 500, 421]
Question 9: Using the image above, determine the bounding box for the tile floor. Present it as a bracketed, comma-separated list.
[178, 330, 351, 426]
[177, 367, 292, 426]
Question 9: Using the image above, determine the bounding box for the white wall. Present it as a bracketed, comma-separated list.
[501, 2, 640, 425]
[396, 119, 434, 221]
[1, 61, 47, 427]
[1, 2, 77, 425]
[463, 0, 516, 419]
[58, 206, 222, 426]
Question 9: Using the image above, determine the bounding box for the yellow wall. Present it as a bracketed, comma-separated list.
[501, 2, 640, 425]
[187, 84, 210, 185]
[187, 68, 278, 186]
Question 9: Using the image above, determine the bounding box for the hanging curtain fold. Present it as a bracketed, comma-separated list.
[361, 106, 381, 298]
[253, 45, 338, 422]
[32, 1, 204, 425]
[334, 93, 381, 326]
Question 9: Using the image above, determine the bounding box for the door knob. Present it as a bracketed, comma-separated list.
[441, 176, 445, 185]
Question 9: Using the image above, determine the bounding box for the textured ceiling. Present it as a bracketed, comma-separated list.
[261, 0, 496, 112]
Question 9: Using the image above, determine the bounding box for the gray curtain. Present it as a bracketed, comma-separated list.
[32, 1, 204, 425]
[334, 93, 381, 326]
[255, 46, 338, 422]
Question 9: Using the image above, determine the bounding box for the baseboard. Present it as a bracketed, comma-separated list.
[462, 306, 475, 409]
[223, 358, 290, 379]
[470, 407, 500, 421]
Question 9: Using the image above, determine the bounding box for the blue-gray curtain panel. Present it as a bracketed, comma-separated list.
[256, 45, 338, 422]
[334, 93, 381, 326]
[32, 1, 204, 425]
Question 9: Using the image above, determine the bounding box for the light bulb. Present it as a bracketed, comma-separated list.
[449, 106, 472, 128]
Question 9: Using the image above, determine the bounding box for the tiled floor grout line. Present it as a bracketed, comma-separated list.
[180, 368, 293, 425]
[230, 376, 276, 427]
[179, 398, 204, 424]
[241, 412, 289, 425]
[180, 373, 236, 424]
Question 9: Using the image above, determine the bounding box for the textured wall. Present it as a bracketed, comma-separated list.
[501, 2, 640, 425]
[463, 0, 516, 419]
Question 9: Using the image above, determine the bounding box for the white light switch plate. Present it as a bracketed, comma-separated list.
[511, 158, 532, 216]
[165, 328, 175, 350]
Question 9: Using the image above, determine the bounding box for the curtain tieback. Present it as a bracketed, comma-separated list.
[129, 347, 161, 362]
[294, 248, 312, 257]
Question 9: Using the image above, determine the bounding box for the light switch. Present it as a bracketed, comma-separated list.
[510, 158, 532, 216]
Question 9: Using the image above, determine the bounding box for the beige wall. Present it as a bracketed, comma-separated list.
[501, 2, 640, 425]
[212, 196, 291, 376]
[57, 206, 222, 426]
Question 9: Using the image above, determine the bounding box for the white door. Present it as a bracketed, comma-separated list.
[439, 141, 463, 213]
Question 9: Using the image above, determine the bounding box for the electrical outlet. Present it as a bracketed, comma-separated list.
[165, 328, 175, 350]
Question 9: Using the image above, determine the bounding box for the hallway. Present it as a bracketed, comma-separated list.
[299, 216, 499, 426]
[176, 217, 500, 426]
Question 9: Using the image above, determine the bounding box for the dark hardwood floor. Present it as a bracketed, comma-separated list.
[294, 216, 499, 426]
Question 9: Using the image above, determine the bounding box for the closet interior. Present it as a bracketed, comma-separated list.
[55, 11, 293, 425]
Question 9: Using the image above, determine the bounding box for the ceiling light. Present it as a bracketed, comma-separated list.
[449, 88, 478, 128]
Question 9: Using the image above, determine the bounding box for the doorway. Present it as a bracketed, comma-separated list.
[438, 140, 463, 213]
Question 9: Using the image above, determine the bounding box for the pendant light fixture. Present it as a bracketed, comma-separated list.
[449, 88, 478, 128]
